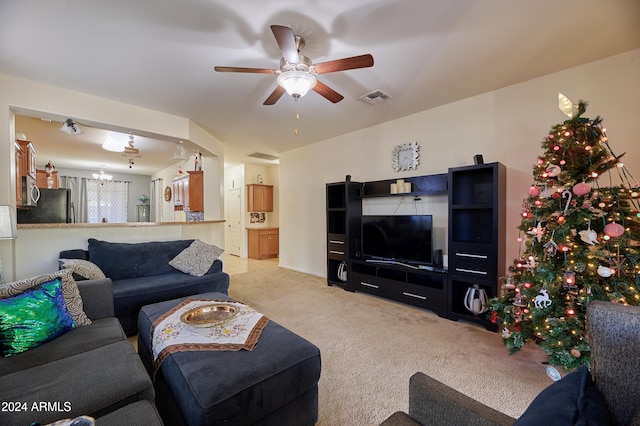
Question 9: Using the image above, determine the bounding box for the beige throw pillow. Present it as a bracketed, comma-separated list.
[169, 239, 224, 277]
[59, 259, 106, 280]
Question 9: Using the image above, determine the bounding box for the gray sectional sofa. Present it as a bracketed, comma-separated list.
[0, 277, 163, 425]
[60, 238, 230, 336]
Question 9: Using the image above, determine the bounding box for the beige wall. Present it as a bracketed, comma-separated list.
[1, 49, 639, 281]
[278, 49, 640, 277]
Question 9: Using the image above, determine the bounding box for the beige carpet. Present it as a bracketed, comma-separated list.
[228, 267, 552, 426]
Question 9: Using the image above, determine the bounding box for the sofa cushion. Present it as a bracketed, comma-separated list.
[96, 400, 163, 426]
[169, 239, 224, 276]
[60, 259, 106, 280]
[514, 365, 610, 426]
[59, 248, 89, 260]
[0, 269, 91, 326]
[88, 238, 193, 280]
[113, 270, 230, 336]
[0, 278, 75, 357]
[0, 340, 154, 425]
[587, 301, 640, 426]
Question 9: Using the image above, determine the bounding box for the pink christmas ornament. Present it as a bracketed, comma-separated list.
[545, 165, 561, 177]
[572, 182, 591, 196]
[605, 222, 625, 238]
[528, 186, 540, 197]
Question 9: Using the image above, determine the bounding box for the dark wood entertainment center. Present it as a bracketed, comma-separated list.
[326, 162, 506, 330]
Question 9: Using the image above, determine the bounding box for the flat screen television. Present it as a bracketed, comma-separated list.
[361, 215, 433, 266]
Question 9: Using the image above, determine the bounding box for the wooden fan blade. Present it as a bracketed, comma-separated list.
[263, 86, 286, 105]
[313, 81, 344, 103]
[270, 25, 300, 64]
[313, 54, 374, 74]
[214, 66, 276, 74]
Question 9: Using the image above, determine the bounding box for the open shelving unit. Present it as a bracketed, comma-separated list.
[326, 177, 362, 291]
[447, 162, 506, 330]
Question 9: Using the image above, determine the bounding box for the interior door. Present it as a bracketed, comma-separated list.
[227, 188, 241, 256]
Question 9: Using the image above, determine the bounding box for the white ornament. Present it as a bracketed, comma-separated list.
[534, 289, 552, 309]
[597, 265, 615, 278]
[579, 228, 598, 245]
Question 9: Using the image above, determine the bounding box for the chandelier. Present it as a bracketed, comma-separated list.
[92, 165, 112, 181]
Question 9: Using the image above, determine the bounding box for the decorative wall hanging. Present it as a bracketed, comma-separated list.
[392, 141, 419, 172]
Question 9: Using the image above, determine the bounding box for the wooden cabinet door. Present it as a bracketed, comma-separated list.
[247, 184, 274, 212]
[17, 140, 36, 178]
[247, 228, 279, 259]
[183, 177, 190, 210]
[262, 185, 273, 212]
[187, 171, 204, 211]
[15, 142, 23, 206]
[266, 231, 279, 257]
[173, 179, 183, 207]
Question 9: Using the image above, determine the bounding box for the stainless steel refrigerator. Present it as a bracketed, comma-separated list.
[17, 188, 72, 224]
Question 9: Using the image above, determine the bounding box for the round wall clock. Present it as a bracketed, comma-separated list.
[164, 186, 172, 201]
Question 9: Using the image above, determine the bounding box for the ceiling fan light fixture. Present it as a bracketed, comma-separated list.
[277, 71, 317, 99]
[59, 119, 84, 135]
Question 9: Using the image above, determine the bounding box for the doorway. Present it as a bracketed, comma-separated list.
[227, 187, 241, 256]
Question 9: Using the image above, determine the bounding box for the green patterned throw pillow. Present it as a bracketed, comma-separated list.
[0, 278, 76, 357]
[0, 269, 91, 326]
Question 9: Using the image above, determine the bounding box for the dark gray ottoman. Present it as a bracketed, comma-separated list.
[137, 292, 321, 426]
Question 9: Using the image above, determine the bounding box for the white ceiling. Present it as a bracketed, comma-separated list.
[1, 0, 639, 174]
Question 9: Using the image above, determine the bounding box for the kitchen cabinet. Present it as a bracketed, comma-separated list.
[16, 139, 36, 179]
[173, 171, 203, 212]
[36, 169, 59, 189]
[16, 139, 38, 208]
[15, 142, 23, 206]
[247, 184, 273, 212]
[247, 227, 279, 260]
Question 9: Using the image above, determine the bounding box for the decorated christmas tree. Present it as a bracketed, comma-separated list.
[489, 95, 640, 371]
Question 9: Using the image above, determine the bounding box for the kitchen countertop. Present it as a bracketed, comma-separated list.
[18, 220, 225, 229]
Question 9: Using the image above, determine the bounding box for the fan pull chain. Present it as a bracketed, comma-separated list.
[294, 99, 300, 135]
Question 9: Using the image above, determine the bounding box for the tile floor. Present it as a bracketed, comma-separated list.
[222, 254, 279, 275]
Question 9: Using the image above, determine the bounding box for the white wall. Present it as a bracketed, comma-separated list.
[279, 49, 640, 277]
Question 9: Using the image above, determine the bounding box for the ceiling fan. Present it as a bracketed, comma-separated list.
[214, 25, 374, 105]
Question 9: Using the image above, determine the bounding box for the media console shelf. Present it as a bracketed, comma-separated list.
[326, 163, 505, 331]
[351, 260, 448, 317]
[362, 173, 448, 197]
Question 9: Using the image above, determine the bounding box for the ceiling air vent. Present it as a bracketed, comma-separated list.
[359, 89, 391, 105]
[248, 152, 279, 161]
